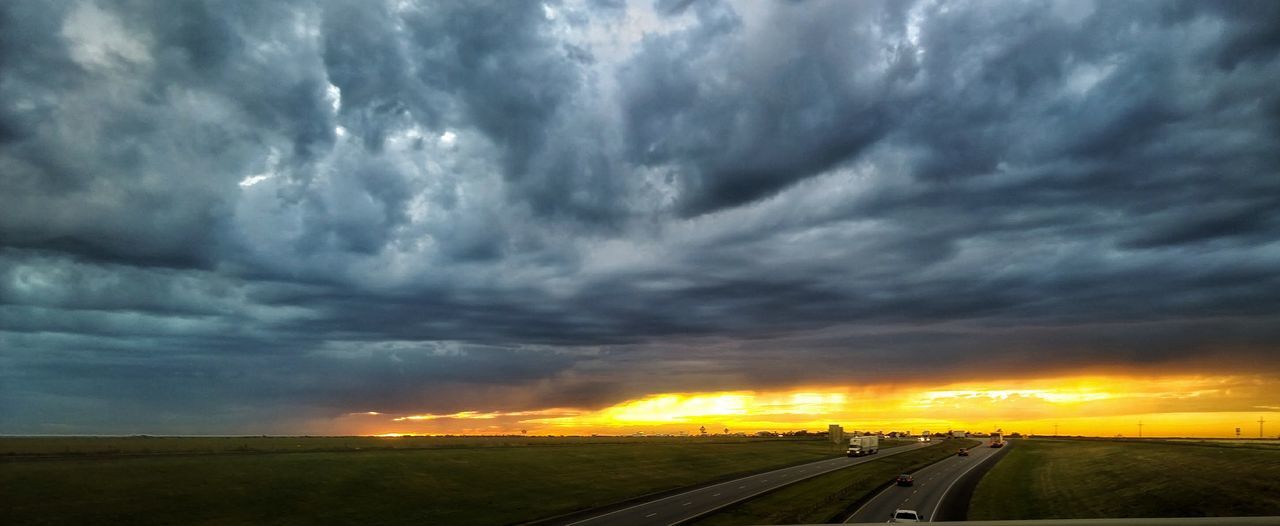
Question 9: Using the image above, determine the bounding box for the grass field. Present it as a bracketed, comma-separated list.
[969, 438, 1280, 519]
[0, 436, 872, 525]
[1131, 438, 1280, 451]
[688, 439, 981, 526]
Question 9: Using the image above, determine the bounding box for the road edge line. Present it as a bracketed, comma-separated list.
[667, 442, 935, 526]
[554, 447, 858, 525]
[841, 477, 898, 524]
[929, 440, 1008, 522]
[840, 438, 975, 523]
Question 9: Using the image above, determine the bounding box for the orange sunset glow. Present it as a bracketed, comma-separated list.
[353, 372, 1280, 438]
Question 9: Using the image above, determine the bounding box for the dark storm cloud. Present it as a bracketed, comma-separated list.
[2, 0, 1279, 433]
[622, 0, 896, 215]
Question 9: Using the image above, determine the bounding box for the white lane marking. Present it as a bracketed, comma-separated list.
[929, 444, 1006, 522]
[568, 446, 920, 526]
[682, 502, 691, 506]
[843, 477, 901, 522]
[665, 443, 933, 526]
[562, 447, 923, 526]
[840, 441, 951, 524]
[645, 512, 657, 518]
[712, 493, 720, 497]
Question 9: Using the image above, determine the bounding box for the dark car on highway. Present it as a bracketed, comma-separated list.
[957, 448, 970, 456]
[895, 474, 914, 486]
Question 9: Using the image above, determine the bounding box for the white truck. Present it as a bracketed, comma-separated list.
[951, 430, 966, 438]
[990, 432, 1005, 448]
[846, 435, 879, 457]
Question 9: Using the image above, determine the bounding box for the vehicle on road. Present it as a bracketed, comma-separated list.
[991, 432, 1005, 448]
[846, 435, 879, 457]
[890, 509, 923, 522]
[957, 448, 970, 456]
[895, 474, 914, 486]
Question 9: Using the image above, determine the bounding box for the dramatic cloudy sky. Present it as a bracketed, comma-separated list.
[2, 0, 1279, 435]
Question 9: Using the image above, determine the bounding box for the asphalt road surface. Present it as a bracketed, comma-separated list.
[564, 440, 938, 526]
[844, 439, 1005, 523]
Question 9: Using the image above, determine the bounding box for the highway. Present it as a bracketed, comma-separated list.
[563, 440, 938, 526]
[844, 439, 1005, 523]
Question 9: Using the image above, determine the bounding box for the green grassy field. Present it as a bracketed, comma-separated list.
[1134, 438, 1280, 451]
[969, 438, 1280, 519]
[0, 436, 861, 525]
[688, 439, 981, 526]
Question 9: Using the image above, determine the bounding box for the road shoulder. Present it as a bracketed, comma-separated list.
[931, 441, 1014, 521]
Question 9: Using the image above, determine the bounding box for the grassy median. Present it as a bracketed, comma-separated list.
[1, 436, 853, 525]
[688, 439, 980, 526]
[969, 438, 1280, 519]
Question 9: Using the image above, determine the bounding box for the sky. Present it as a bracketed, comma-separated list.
[1, 0, 1279, 437]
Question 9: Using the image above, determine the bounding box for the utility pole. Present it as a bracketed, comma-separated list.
[1054, 424, 1059, 437]
[1260, 416, 1267, 438]
[1138, 421, 1143, 438]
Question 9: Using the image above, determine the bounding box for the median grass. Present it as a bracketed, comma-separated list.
[0, 436, 847, 525]
[688, 439, 980, 526]
[969, 438, 1280, 520]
